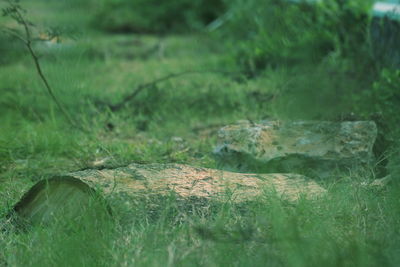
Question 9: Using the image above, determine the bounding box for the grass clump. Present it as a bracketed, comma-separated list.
[2, 184, 400, 266]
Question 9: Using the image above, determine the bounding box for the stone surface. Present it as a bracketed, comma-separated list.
[214, 120, 377, 177]
[12, 163, 326, 225]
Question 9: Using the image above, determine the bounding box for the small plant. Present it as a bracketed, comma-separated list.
[1, 0, 77, 128]
[359, 69, 400, 130]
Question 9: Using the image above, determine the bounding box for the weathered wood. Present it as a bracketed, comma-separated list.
[12, 177, 99, 226]
[12, 164, 326, 225]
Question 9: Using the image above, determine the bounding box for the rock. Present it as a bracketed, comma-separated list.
[11, 163, 326, 225]
[214, 120, 377, 177]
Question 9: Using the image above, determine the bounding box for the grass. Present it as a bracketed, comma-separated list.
[1, 0, 400, 266]
[2, 184, 399, 266]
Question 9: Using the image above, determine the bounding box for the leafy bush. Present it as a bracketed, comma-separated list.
[217, 0, 373, 74]
[357, 69, 400, 129]
[351, 68, 400, 176]
[93, 0, 226, 33]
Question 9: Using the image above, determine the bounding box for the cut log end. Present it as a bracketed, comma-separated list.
[12, 176, 101, 226]
[11, 164, 326, 227]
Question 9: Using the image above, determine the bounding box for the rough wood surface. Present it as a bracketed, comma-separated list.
[70, 163, 326, 202]
[13, 164, 326, 225]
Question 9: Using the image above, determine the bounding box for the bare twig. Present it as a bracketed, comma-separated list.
[2, 1, 78, 128]
[109, 70, 243, 112]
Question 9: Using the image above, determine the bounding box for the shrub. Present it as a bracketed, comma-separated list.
[352, 68, 400, 174]
[358, 69, 400, 129]
[217, 0, 374, 74]
[93, 0, 226, 33]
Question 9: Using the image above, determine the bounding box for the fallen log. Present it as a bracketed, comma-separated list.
[12, 164, 326, 226]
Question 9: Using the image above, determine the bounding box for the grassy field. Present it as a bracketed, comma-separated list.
[1, 1, 400, 266]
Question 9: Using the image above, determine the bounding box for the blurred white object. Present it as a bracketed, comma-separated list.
[373, 2, 400, 20]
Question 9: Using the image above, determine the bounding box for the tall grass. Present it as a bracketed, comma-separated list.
[1, 0, 400, 266]
[1, 182, 400, 266]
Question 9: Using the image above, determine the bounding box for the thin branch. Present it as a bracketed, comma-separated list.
[15, 8, 31, 42]
[109, 70, 243, 112]
[3, 3, 79, 129]
[25, 42, 77, 127]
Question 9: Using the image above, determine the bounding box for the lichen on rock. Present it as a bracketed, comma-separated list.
[214, 120, 378, 177]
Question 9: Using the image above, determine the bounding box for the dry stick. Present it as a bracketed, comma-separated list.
[3, 8, 78, 129]
[109, 70, 242, 112]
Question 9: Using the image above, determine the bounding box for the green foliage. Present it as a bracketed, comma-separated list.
[356, 69, 400, 131]
[2, 183, 400, 266]
[356, 69, 400, 167]
[371, 69, 400, 125]
[218, 0, 374, 74]
[1, 0, 400, 266]
[93, 0, 226, 33]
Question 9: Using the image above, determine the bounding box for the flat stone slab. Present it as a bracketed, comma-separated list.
[214, 120, 377, 177]
[12, 164, 326, 225]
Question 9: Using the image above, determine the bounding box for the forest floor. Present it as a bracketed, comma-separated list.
[0, 1, 399, 266]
